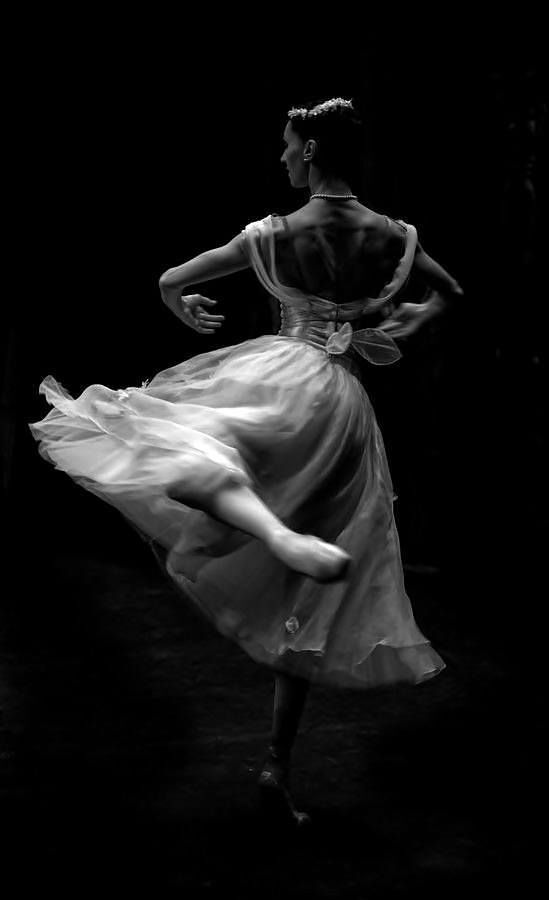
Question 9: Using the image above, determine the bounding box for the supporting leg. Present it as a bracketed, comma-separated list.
[257, 670, 312, 826]
[268, 671, 310, 781]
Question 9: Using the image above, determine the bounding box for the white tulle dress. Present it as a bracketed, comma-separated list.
[29, 213, 446, 690]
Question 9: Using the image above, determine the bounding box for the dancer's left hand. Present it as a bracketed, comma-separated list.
[378, 302, 433, 340]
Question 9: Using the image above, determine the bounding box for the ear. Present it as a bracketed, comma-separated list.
[303, 138, 317, 162]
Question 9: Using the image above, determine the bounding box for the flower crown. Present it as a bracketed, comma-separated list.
[288, 97, 355, 120]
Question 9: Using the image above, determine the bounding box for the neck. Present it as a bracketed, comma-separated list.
[308, 170, 353, 196]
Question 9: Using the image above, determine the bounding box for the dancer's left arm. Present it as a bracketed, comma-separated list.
[379, 242, 464, 341]
[159, 234, 250, 332]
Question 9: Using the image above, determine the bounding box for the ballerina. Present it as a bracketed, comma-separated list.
[29, 96, 462, 827]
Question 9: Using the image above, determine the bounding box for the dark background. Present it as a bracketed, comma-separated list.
[2, 22, 547, 897]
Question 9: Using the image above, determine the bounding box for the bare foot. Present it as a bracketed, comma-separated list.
[268, 528, 352, 583]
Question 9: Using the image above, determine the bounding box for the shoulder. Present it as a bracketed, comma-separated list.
[381, 215, 409, 256]
[384, 215, 407, 233]
[242, 214, 274, 234]
[269, 211, 309, 250]
[272, 208, 308, 234]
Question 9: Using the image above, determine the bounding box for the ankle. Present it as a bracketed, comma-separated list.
[270, 524, 292, 539]
[265, 743, 292, 777]
[266, 526, 292, 552]
[268, 743, 291, 763]
[260, 747, 291, 787]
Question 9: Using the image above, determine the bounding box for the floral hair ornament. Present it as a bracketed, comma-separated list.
[288, 97, 355, 121]
[287, 106, 309, 120]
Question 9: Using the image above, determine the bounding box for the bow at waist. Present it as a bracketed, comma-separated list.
[325, 321, 401, 366]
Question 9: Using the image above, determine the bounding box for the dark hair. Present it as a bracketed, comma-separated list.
[287, 99, 364, 185]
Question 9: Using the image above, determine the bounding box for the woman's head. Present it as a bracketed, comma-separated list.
[281, 97, 364, 190]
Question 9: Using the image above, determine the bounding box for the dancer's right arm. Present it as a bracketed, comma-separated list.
[159, 233, 250, 332]
[159, 234, 249, 294]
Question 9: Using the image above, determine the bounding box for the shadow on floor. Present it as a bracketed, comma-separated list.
[0, 540, 542, 897]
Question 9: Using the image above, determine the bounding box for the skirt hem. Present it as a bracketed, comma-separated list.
[167, 559, 447, 692]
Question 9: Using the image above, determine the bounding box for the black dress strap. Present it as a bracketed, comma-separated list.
[280, 215, 291, 234]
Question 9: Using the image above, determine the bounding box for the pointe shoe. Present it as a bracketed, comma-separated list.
[256, 747, 311, 827]
[269, 530, 352, 584]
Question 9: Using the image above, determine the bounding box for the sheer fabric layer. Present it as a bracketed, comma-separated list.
[29, 214, 446, 691]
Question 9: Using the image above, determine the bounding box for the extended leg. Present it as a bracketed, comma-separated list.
[208, 482, 291, 545]
[203, 482, 351, 583]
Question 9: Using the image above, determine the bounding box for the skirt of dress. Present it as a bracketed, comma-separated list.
[29, 333, 446, 691]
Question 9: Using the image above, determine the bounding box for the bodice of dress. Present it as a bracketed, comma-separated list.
[242, 214, 418, 366]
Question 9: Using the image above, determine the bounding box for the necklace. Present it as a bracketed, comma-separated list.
[310, 192, 358, 200]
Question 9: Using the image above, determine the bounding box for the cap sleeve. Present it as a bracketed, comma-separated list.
[240, 215, 274, 264]
[240, 215, 292, 304]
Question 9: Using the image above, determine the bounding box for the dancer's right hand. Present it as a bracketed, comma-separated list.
[175, 294, 226, 334]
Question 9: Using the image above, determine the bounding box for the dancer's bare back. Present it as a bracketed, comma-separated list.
[273, 203, 407, 303]
[273, 202, 462, 307]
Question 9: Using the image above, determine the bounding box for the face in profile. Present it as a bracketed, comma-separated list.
[280, 120, 310, 189]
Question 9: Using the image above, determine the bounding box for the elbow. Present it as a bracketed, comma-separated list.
[439, 282, 464, 317]
[438, 278, 463, 297]
[441, 281, 464, 303]
[158, 272, 172, 300]
[448, 282, 465, 307]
